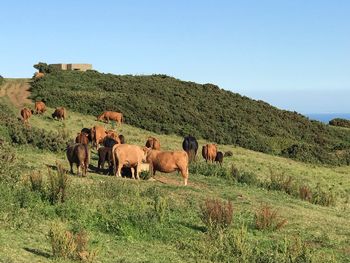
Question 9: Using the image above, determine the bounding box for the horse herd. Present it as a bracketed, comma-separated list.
[20, 101, 225, 186]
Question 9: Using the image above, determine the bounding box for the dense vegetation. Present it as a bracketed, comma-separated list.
[329, 118, 350, 129]
[0, 84, 349, 262]
[0, 99, 68, 152]
[0, 75, 4, 85]
[29, 69, 350, 165]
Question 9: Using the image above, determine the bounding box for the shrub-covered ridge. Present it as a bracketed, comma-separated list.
[30, 69, 350, 165]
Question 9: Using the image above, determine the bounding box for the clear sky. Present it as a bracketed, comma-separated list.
[1, 1, 349, 113]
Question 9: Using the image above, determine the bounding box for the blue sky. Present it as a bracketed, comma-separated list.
[1, 1, 349, 113]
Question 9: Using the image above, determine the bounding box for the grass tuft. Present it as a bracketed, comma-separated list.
[254, 204, 287, 231]
[200, 198, 233, 234]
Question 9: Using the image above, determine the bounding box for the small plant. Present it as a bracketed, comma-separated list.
[58, 124, 70, 141]
[28, 171, 43, 193]
[153, 195, 168, 223]
[49, 222, 77, 259]
[311, 184, 337, 206]
[221, 227, 252, 263]
[224, 150, 233, 157]
[47, 163, 69, 204]
[231, 165, 259, 185]
[110, 120, 116, 130]
[200, 198, 233, 234]
[254, 204, 287, 231]
[266, 169, 296, 195]
[140, 170, 152, 180]
[0, 140, 19, 183]
[48, 222, 97, 262]
[75, 230, 98, 262]
[299, 185, 312, 202]
[282, 235, 314, 263]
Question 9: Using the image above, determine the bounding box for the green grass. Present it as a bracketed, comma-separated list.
[0, 91, 350, 262]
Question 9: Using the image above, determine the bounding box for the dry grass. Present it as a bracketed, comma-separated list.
[254, 204, 288, 231]
[200, 198, 234, 233]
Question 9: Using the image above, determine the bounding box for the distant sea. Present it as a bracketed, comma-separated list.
[305, 113, 350, 123]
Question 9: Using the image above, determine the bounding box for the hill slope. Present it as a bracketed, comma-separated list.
[0, 79, 349, 262]
[30, 70, 350, 165]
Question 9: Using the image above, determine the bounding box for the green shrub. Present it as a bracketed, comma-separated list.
[47, 163, 69, 204]
[153, 195, 168, 224]
[224, 150, 233, 157]
[0, 140, 19, 183]
[0, 100, 68, 152]
[311, 184, 337, 206]
[211, 226, 253, 263]
[29, 70, 350, 165]
[48, 221, 97, 262]
[281, 235, 314, 263]
[329, 118, 350, 128]
[281, 143, 339, 165]
[33, 62, 57, 74]
[231, 165, 259, 186]
[140, 170, 152, 180]
[265, 170, 296, 195]
[49, 221, 77, 259]
[189, 162, 229, 178]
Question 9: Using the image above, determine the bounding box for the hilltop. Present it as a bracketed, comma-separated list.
[30, 69, 350, 165]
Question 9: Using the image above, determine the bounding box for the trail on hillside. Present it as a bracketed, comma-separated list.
[0, 80, 32, 108]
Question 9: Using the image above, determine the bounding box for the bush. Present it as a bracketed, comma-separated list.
[254, 204, 287, 231]
[0, 140, 19, 183]
[49, 221, 77, 259]
[189, 162, 229, 178]
[199, 198, 233, 234]
[48, 163, 69, 204]
[231, 165, 259, 186]
[48, 221, 97, 262]
[265, 170, 296, 195]
[140, 170, 152, 180]
[211, 227, 253, 263]
[281, 235, 314, 263]
[281, 143, 339, 165]
[329, 118, 350, 128]
[311, 184, 337, 206]
[0, 100, 68, 152]
[153, 195, 168, 223]
[33, 62, 57, 74]
[224, 150, 233, 157]
[28, 171, 44, 193]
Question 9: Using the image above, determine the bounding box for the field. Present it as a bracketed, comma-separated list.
[0, 79, 350, 262]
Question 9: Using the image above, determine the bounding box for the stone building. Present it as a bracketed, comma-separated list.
[50, 63, 92, 71]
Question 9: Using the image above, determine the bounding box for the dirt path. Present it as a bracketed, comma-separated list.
[0, 79, 32, 108]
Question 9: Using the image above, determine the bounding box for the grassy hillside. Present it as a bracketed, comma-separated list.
[1, 80, 350, 262]
[30, 70, 350, 165]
